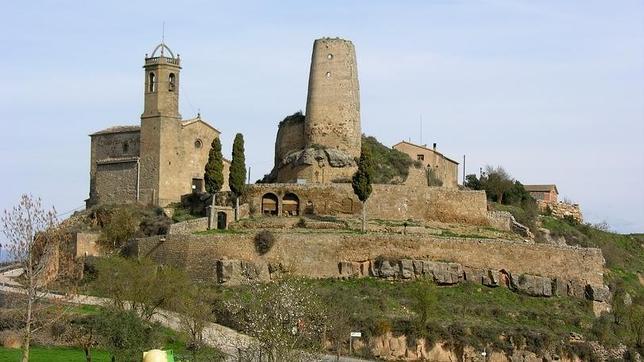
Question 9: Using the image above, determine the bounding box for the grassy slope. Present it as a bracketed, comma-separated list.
[0, 346, 111, 362]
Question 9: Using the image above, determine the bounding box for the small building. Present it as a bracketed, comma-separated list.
[524, 184, 558, 203]
[392, 141, 459, 188]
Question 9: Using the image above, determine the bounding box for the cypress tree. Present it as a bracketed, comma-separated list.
[229, 133, 246, 220]
[352, 144, 373, 232]
[204, 137, 224, 195]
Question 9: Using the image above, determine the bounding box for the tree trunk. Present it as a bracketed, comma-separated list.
[85, 347, 92, 362]
[361, 200, 367, 233]
[235, 196, 240, 221]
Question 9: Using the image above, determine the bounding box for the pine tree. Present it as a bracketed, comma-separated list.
[352, 145, 373, 233]
[229, 133, 246, 220]
[204, 137, 224, 195]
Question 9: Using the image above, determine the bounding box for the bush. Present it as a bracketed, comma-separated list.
[373, 319, 392, 336]
[426, 168, 443, 186]
[254, 230, 276, 255]
[101, 207, 139, 248]
[362, 135, 414, 184]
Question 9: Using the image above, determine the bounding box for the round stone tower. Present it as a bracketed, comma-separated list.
[304, 38, 361, 159]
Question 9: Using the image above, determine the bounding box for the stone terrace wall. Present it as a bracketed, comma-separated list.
[246, 184, 488, 224]
[134, 233, 604, 285]
[167, 217, 209, 235]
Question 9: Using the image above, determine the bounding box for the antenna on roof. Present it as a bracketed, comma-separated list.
[161, 21, 166, 56]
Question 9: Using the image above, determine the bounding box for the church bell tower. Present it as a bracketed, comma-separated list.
[139, 42, 182, 206]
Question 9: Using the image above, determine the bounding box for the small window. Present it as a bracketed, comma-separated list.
[168, 73, 176, 92]
[123, 142, 129, 153]
[417, 154, 424, 161]
[148, 72, 156, 92]
[325, 72, 331, 78]
[327, 53, 333, 60]
[194, 139, 203, 149]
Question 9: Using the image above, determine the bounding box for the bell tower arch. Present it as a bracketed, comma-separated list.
[142, 43, 181, 119]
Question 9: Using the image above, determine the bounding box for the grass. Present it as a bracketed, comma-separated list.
[0, 346, 111, 362]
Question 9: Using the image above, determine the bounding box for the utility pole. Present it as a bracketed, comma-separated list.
[462, 155, 466, 185]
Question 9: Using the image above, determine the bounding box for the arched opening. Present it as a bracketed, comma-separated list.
[168, 73, 176, 92]
[217, 212, 227, 230]
[148, 72, 156, 92]
[261, 193, 279, 216]
[282, 193, 300, 216]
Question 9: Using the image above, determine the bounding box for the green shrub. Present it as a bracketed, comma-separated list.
[100, 207, 139, 248]
[362, 135, 414, 184]
[254, 230, 276, 255]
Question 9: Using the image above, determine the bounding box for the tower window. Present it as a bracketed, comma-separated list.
[169, 73, 176, 92]
[325, 72, 331, 78]
[123, 142, 129, 153]
[148, 72, 156, 92]
[327, 53, 333, 60]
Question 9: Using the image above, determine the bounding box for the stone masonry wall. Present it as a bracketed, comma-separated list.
[246, 183, 488, 224]
[135, 232, 604, 285]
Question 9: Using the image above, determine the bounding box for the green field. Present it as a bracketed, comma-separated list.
[0, 346, 111, 362]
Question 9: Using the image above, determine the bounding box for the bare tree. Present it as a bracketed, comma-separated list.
[482, 165, 514, 204]
[1, 194, 67, 362]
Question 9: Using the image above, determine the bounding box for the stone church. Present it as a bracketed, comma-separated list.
[87, 43, 229, 207]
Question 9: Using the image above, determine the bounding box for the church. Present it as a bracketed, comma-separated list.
[87, 42, 229, 207]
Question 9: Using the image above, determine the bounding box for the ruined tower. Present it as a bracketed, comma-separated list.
[305, 38, 361, 159]
[268, 37, 361, 184]
[139, 43, 183, 205]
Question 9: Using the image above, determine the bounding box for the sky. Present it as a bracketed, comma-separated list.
[0, 0, 643, 233]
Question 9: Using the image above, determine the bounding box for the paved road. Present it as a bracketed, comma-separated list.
[0, 268, 372, 362]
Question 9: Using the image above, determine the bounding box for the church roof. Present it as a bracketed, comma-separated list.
[90, 125, 140, 136]
[181, 115, 221, 134]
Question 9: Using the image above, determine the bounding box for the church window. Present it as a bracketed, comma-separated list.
[149, 72, 156, 92]
[123, 142, 129, 153]
[169, 73, 176, 92]
[194, 139, 203, 149]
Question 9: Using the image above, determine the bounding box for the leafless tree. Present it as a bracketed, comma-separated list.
[1, 194, 68, 362]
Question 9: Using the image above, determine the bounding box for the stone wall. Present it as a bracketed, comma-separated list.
[94, 160, 139, 204]
[134, 232, 605, 286]
[393, 141, 459, 188]
[167, 217, 209, 235]
[74, 232, 101, 258]
[246, 183, 488, 224]
[274, 114, 305, 167]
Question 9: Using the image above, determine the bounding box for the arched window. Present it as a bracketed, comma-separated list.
[168, 73, 176, 92]
[148, 72, 156, 92]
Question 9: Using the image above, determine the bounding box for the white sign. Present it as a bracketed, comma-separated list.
[350, 332, 362, 338]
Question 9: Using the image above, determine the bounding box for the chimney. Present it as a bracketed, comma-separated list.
[433, 143, 437, 151]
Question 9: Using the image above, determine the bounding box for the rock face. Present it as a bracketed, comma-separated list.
[513, 274, 553, 297]
[215, 259, 269, 285]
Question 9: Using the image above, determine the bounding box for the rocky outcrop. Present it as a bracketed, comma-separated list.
[538, 200, 583, 223]
[215, 259, 269, 285]
[336, 259, 611, 302]
[280, 147, 356, 169]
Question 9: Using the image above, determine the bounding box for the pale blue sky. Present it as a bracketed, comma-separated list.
[1, 1, 643, 232]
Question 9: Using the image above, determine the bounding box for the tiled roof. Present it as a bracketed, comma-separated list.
[90, 125, 140, 136]
[524, 184, 558, 194]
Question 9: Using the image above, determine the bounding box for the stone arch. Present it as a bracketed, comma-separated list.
[282, 193, 300, 216]
[261, 193, 279, 216]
